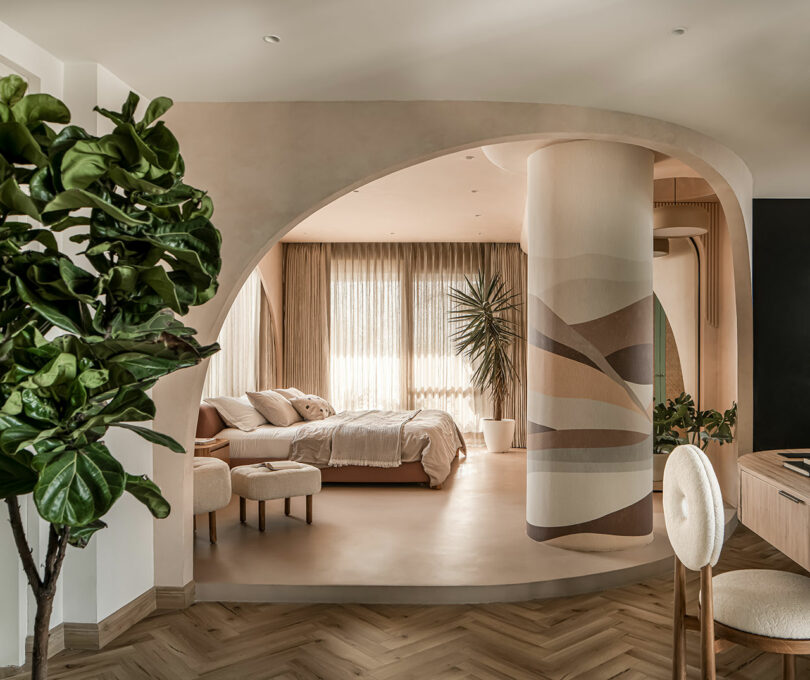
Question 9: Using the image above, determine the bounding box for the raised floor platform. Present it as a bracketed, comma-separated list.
[194, 448, 737, 604]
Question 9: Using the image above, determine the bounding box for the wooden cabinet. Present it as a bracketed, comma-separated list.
[738, 450, 810, 571]
[194, 438, 230, 465]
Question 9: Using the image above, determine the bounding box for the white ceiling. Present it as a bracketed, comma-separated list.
[3, 0, 809, 196]
[284, 149, 526, 243]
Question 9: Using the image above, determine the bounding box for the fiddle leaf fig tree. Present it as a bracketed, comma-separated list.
[0, 74, 220, 679]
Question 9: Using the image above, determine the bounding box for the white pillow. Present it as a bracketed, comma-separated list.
[273, 387, 306, 401]
[246, 390, 302, 427]
[289, 394, 333, 421]
[204, 396, 266, 432]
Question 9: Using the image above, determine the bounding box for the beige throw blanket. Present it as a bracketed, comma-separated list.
[329, 409, 420, 467]
[289, 409, 419, 468]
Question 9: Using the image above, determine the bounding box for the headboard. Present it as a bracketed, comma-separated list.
[197, 403, 226, 438]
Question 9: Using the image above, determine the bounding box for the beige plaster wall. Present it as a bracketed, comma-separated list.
[256, 243, 284, 385]
[151, 100, 754, 587]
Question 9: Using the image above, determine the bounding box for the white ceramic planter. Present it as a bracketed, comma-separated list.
[482, 418, 515, 453]
[653, 452, 670, 482]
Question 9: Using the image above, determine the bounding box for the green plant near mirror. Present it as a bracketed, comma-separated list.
[448, 270, 522, 452]
[653, 392, 738, 454]
[0, 74, 220, 679]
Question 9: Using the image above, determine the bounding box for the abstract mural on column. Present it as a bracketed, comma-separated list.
[526, 141, 654, 551]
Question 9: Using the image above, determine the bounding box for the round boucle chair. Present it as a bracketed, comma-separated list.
[192, 457, 232, 544]
[663, 444, 810, 680]
[231, 461, 321, 532]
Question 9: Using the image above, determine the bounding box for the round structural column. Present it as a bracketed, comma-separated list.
[526, 140, 654, 551]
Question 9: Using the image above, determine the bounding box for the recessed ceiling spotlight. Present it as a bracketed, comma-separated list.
[475, 214, 481, 217]
[671, 26, 687, 36]
[262, 34, 281, 44]
[352, 189, 360, 193]
[471, 189, 478, 193]
[465, 155, 475, 160]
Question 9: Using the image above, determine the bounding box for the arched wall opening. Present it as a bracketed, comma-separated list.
[152, 101, 753, 591]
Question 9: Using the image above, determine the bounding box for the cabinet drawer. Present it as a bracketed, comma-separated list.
[740, 470, 810, 570]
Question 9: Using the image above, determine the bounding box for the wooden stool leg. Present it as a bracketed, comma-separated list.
[240, 497, 246, 523]
[783, 655, 795, 680]
[700, 565, 716, 680]
[284, 498, 291, 516]
[306, 495, 313, 524]
[208, 511, 217, 544]
[258, 500, 266, 532]
[673, 557, 686, 680]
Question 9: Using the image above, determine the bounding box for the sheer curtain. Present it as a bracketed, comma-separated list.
[202, 269, 262, 399]
[409, 243, 484, 434]
[329, 243, 485, 434]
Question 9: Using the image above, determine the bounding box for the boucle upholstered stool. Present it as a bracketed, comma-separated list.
[192, 457, 232, 544]
[664, 444, 810, 680]
[231, 462, 321, 531]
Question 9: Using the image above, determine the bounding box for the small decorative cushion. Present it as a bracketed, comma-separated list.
[708, 569, 810, 639]
[204, 396, 266, 432]
[663, 444, 725, 570]
[289, 394, 332, 421]
[246, 390, 301, 427]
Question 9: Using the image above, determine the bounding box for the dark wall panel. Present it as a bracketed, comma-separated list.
[753, 199, 810, 450]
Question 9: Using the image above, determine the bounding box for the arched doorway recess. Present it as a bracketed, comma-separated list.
[152, 101, 752, 590]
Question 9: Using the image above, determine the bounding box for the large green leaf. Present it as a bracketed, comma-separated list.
[141, 97, 173, 128]
[124, 473, 170, 518]
[33, 443, 125, 526]
[0, 75, 27, 106]
[0, 176, 41, 219]
[0, 121, 48, 166]
[12, 94, 71, 125]
[113, 423, 185, 453]
[67, 519, 107, 548]
[0, 453, 37, 499]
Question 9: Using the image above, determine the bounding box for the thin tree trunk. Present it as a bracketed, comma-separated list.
[5, 497, 69, 680]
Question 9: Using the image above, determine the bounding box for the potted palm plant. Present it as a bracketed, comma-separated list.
[448, 271, 522, 452]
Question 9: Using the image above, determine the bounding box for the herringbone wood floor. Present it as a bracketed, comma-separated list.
[8, 526, 809, 680]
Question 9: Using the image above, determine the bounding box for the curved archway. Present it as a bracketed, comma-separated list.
[153, 101, 753, 589]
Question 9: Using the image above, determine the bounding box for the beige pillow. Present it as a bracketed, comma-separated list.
[273, 387, 306, 401]
[289, 394, 333, 421]
[246, 390, 301, 427]
[204, 396, 266, 431]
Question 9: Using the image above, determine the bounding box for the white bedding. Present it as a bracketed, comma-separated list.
[219, 421, 309, 460]
[216, 409, 465, 487]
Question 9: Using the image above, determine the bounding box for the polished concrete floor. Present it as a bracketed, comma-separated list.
[194, 449, 733, 603]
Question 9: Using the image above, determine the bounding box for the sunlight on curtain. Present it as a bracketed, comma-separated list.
[330, 244, 403, 410]
[329, 243, 483, 433]
[410, 244, 484, 434]
[202, 269, 262, 399]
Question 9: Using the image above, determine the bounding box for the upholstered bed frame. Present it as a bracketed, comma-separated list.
[196, 403, 434, 485]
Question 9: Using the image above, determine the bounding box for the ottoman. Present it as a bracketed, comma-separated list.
[230, 461, 322, 531]
[193, 457, 232, 543]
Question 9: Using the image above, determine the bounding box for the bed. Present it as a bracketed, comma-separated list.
[196, 404, 465, 488]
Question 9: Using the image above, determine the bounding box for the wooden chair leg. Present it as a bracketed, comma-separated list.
[239, 497, 246, 523]
[258, 500, 266, 532]
[673, 557, 686, 680]
[284, 497, 291, 516]
[783, 654, 796, 680]
[208, 511, 217, 544]
[700, 565, 716, 680]
[306, 495, 313, 524]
